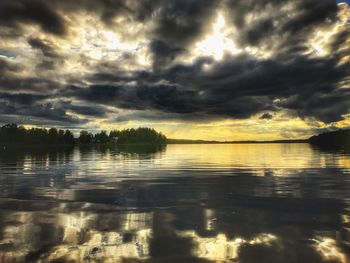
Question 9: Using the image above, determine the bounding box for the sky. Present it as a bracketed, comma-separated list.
[0, 0, 349, 140]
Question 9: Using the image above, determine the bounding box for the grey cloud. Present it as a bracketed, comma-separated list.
[0, 76, 61, 92]
[0, 58, 21, 75]
[68, 51, 350, 123]
[150, 40, 186, 69]
[0, 0, 137, 37]
[28, 37, 60, 58]
[0, 0, 349, 127]
[0, 0, 67, 36]
[277, 89, 350, 123]
[0, 93, 85, 126]
[0, 92, 47, 105]
[149, 0, 220, 67]
[224, 0, 338, 51]
[63, 103, 108, 117]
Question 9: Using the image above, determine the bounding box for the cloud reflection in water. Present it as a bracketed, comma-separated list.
[0, 144, 350, 262]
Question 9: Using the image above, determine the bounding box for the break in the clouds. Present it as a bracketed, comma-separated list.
[0, 0, 349, 139]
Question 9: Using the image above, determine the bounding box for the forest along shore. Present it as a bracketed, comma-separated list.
[0, 123, 349, 150]
[0, 124, 166, 146]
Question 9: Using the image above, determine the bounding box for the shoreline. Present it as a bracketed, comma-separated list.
[0, 141, 309, 148]
[167, 139, 308, 144]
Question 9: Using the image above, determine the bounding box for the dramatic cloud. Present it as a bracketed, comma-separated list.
[67, 53, 349, 122]
[27, 37, 60, 58]
[0, 0, 349, 138]
[0, 0, 67, 36]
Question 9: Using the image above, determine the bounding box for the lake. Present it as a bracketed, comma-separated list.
[0, 143, 350, 263]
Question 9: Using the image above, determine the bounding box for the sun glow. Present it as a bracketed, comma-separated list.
[194, 13, 240, 60]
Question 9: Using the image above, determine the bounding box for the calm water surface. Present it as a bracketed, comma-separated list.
[1, 144, 350, 262]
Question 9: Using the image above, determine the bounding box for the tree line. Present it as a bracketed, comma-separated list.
[0, 124, 75, 145]
[309, 129, 350, 150]
[0, 124, 167, 145]
[79, 127, 167, 144]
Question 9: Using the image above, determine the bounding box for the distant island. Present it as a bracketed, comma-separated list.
[169, 130, 350, 149]
[167, 138, 307, 144]
[309, 129, 350, 150]
[0, 123, 349, 150]
[0, 124, 167, 146]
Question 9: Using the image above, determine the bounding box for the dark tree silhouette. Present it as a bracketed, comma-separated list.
[94, 131, 109, 144]
[48, 128, 58, 144]
[78, 127, 166, 145]
[63, 130, 75, 144]
[0, 124, 167, 145]
[108, 127, 167, 144]
[78, 131, 94, 144]
[0, 124, 76, 145]
[78, 127, 166, 144]
[309, 129, 350, 150]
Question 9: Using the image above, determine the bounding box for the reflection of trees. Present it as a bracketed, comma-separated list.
[0, 146, 74, 168]
[0, 144, 166, 170]
[117, 144, 167, 155]
[0, 147, 75, 200]
[78, 144, 167, 161]
[0, 145, 168, 204]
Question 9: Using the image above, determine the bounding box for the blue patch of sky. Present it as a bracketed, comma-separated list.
[337, 0, 350, 4]
[0, 50, 16, 59]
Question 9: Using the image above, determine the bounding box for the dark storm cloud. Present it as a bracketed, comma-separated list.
[327, 26, 350, 62]
[210, 55, 349, 122]
[0, 0, 66, 36]
[283, 0, 338, 32]
[113, 111, 220, 123]
[277, 88, 350, 123]
[0, 92, 85, 125]
[69, 51, 350, 123]
[65, 64, 271, 120]
[27, 38, 60, 58]
[0, 0, 141, 37]
[53, 0, 129, 26]
[0, 92, 47, 105]
[152, 0, 219, 46]
[150, 0, 220, 67]
[0, 58, 21, 74]
[0, 0, 340, 48]
[0, 0, 222, 67]
[0, 0, 349, 126]
[27, 37, 64, 70]
[190, 55, 348, 118]
[66, 84, 198, 114]
[62, 102, 108, 117]
[223, 0, 338, 50]
[0, 76, 61, 92]
[150, 40, 185, 69]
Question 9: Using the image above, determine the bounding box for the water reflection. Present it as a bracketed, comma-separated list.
[0, 144, 350, 262]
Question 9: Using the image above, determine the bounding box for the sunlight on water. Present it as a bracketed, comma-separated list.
[0, 144, 350, 262]
[162, 144, 350, 171]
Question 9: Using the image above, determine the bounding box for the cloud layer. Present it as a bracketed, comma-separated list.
[0, 0, 349, 137]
